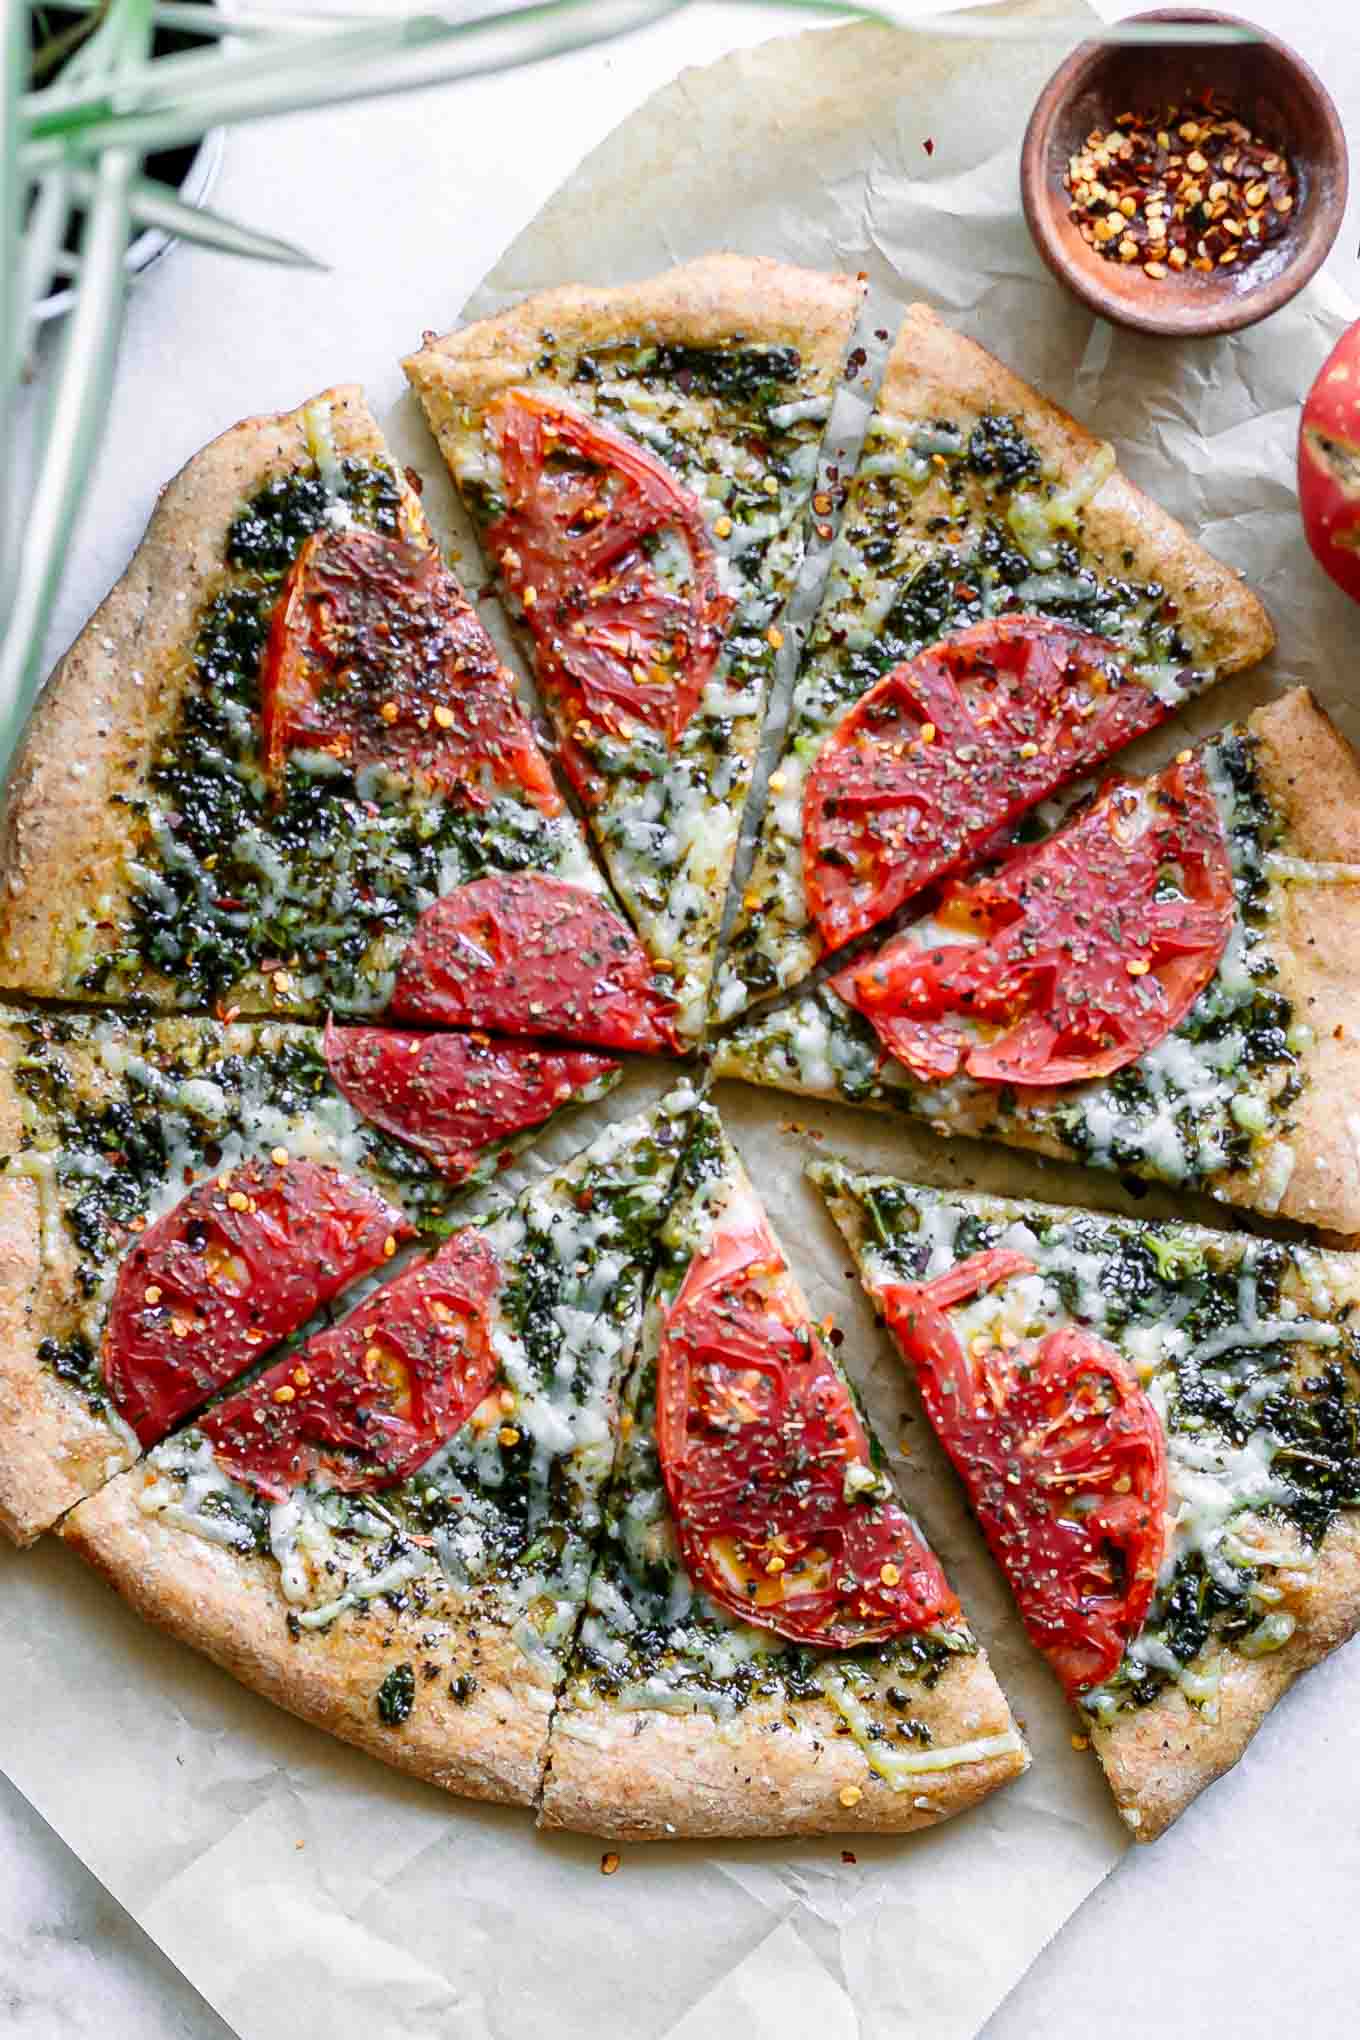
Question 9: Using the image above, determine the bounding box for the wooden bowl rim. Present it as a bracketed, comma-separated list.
[1020, 7, 1349, 338]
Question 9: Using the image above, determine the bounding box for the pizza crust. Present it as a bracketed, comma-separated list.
[1234, 688, 1360, 1235]
[882, 304, 1276, 678]
[540, 1649, 1025, 1842]
[0, 386, 390, 1011]
[403, 252, 863, 409]
[0, 1017, 138, 1545]
[62, 1465, 557, 1807]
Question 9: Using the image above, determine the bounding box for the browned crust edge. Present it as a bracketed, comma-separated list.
[0, 386, 386, 1009]
[884, 303, 1276, 679]
[61, 1465, 555, 1806]
[403, 253, 865, 403]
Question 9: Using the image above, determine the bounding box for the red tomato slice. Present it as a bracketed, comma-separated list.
[833, 754, 1234, 1088]
[199, 1229, 502, 1499]
[390, 874, 682, 1054]
[657, 1203, 960, 1648]
[103, 1160, 411, 1447]
[803, 617, 1165, 954]
[876, 1251, 1167, 1696]
[485, 390, 733, 795]
[322, 1019, 618, 1183]
[260, 525, 560, 813]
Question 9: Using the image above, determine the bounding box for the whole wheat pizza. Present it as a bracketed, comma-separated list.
[404, 256, 864, 1040]
[815, 1162, 1360, 1841]
[717, 689, 1360, 1236]
[541, 1098, 1025, 1840]
[715, 303, 1275, 1021]
[0, 386, 678, 1051]
[2, 253, 1356, 1848]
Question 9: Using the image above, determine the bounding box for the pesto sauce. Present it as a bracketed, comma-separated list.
[82, 459, 576, 1014]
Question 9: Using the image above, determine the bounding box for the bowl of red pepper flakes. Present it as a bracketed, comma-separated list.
[1020, 9, 1347, 337]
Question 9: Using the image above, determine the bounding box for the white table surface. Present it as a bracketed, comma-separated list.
[7, 3, 1360, 2035]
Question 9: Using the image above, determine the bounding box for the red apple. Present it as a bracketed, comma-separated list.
[1299, 319, 1360, 605]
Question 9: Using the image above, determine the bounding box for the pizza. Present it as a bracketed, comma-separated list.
[404, 255, 864, 1040]
[540, 1097, 1026, 1839]
[715, 302, 1275, 1022]
[61, 1092, 693, 1808]
[716, 689, 1360, 1235]
[0, 1005, 617, 1544]
[0, 385, 678, 1050]
[814, 1161, 1360, 1841]
[1, 253, 1353, 1847]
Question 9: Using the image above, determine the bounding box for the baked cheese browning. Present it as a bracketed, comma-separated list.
[541, 1099, 1025, 1841]
[63, 1090, 696, 1807]
[716, 691, 1360, 1234]
[404, 255, 865, 1040]
[815, 1163, 1360, 1839]
[716, 301, 1274, 1021]
[0, 387, 602, 1020]
[0, 1008, 610, 1545]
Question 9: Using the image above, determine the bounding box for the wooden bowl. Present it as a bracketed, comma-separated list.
[1020, 9, 1348, 337]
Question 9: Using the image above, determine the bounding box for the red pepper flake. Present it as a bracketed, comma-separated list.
[922, 137, 935, 157]
[1063, 94, 1297, 281]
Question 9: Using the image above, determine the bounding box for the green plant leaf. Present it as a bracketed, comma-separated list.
[22, 0, 685, 169]
[70, 164, 326, 266]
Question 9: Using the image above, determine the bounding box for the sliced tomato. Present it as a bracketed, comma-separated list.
[323, 1019, 618, 1183]
[833, 753, 1234, 1088]
[390, 874, 682, 1054]
[876, 1250, 1167, 1696]
[200, 1229, 501, 1499]
[803, 617, 1165, 954]
[260, 525, 560, 813]
[485, 390, 732, 795]
[657, 1203, 959, 1648]
[103, 1160, 410, 1446]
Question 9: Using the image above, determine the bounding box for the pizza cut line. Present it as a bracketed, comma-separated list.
[3, 255, 1359, 1846]
[814, 1163, 1360, 1842]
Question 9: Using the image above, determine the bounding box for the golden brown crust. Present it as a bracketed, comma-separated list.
[0, 386, 387, 1010]
[1239, 689, 1360, 1233]
[403, 252, 864, 406]
[882, 304, 1275, 677]
[62, 1466, 556, 1806]
[0, 1017, 137, 1545]
[539, 1649, 1025, 1842]
[1097, 1513, 1360, 1842]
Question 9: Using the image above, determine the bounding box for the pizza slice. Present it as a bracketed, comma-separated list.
[404, 255, 865, 1040]
[540, 1097, 1025, 1840]
[0, 387, 679, 1050]
[61, 1089, 693, 1808]
[0, 1006, 617, 1544]
[815, 1161, 1360, 1841]
[715, 302, 1275, 1020]
[716, 689, 1360, 1235]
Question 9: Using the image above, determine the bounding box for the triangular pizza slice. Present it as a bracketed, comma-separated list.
[815, 1161, 1360, 1841]
[0, 1005, 618, 1543]
[404, 255, 864, 1041]
[541, 1097, 1025, 1840]
[716, 301, 1275, 1021]
[61, 1088, 694, 1809]
[0, 387, 679, 1050]
[716, 689, 1360, 1235]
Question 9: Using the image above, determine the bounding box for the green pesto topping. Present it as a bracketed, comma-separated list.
[81, 458, 580, 1015]
[821, 1171, 1360, 1722]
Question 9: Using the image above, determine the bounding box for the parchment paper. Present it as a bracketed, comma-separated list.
[4, 4, 1360, 2038]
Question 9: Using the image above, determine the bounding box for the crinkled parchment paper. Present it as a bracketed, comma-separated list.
[4, 3, 1360, 2037]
